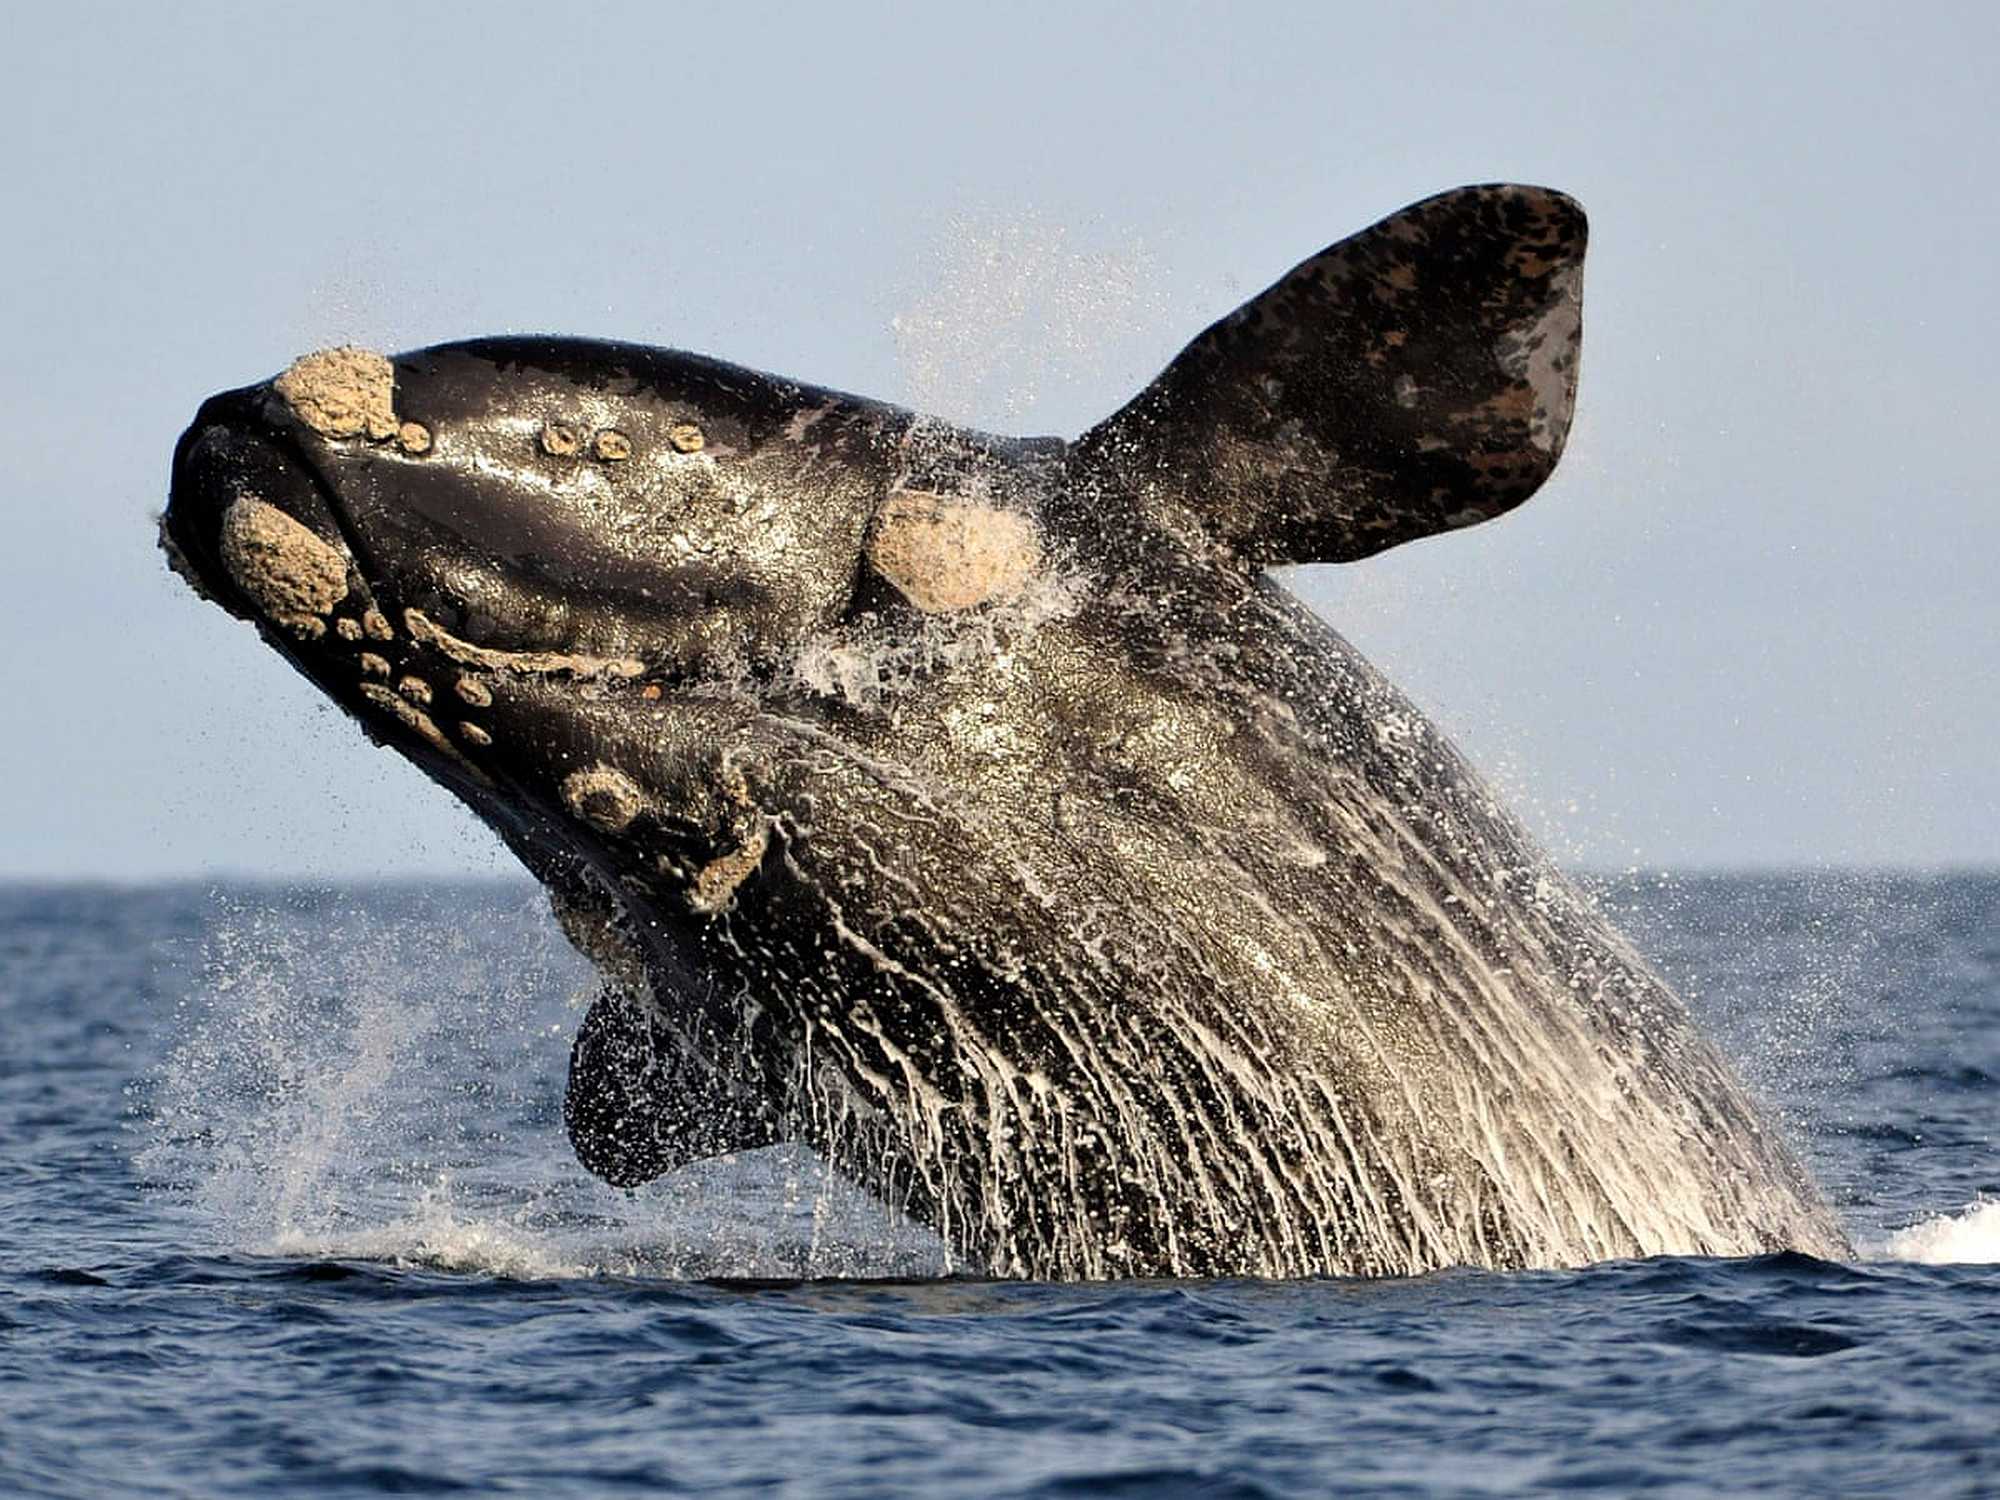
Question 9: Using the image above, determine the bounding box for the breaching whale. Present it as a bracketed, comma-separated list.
[161, 185, 1851, 1277]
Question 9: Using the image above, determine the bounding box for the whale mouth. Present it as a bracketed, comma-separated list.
[164, 410, 689, 1016]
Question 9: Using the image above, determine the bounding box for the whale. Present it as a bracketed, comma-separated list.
[161, 184, 1851, 1277]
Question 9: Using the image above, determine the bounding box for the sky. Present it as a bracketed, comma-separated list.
[2, 1, 1994, 878]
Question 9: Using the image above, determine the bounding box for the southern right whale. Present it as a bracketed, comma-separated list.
[160, 183, 1852, 1277]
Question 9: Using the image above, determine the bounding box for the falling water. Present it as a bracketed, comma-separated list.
[137, 884, 946, 1277]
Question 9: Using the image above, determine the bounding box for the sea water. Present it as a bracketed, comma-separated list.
[1, 874, 1994, 1496]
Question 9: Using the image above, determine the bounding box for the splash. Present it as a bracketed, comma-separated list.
[291, 238, 484, 360]
[138, 884, 582, 1250]
[789, 563, 1089, 708]
[272, 1176, 589, 1279]
[1875, 1199, 2000, 1265]
[137, 885, 947, 1280]
[890, 207, 1166, 433]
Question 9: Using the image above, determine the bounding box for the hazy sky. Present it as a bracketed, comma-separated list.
[4, 1, 1994, 877]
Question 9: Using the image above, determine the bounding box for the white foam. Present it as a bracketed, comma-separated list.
[271, 1179, 588, 1280]
[1873, 1199, 2000, 1264]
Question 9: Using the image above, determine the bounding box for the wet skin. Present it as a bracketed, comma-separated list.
[162, 186, 1852, 1277]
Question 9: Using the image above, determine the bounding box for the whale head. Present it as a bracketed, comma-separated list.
[163, 336, 1058, 888]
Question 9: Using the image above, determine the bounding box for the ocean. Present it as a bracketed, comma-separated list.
[1, 873, 1994, 1496]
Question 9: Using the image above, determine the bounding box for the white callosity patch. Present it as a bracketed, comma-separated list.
[356, 683, 489, 786]
[218, 496, 350, 639]
[274, 346, 399, 441]
[867, 491, 1043, 613]
[274, 345, 431, 454]
[688, 821, 770, 916]
[563, 765, 648, 835]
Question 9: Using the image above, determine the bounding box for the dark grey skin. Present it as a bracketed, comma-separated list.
[162, 185, 1851, 1277]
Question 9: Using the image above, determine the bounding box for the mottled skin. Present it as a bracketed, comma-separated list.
[162, 186, 1851, 1277]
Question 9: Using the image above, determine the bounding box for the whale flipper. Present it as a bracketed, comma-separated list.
[563, 987, 787, 1186]
[1076, 183, 1585, 566]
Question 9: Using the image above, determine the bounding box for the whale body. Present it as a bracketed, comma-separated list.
[161, 185, 1851, 1276]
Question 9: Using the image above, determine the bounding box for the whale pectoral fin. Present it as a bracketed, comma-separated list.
[1076, 183, 1586, 566]
[563, 986, 787, 1187]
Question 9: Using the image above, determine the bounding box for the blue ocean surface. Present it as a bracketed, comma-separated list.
[1, 874, 1995, 1496]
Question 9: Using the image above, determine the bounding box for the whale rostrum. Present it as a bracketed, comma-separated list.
[161, 185, 1851, 1277]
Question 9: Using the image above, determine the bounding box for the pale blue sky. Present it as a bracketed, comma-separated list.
[3, 1, 1994, 876]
